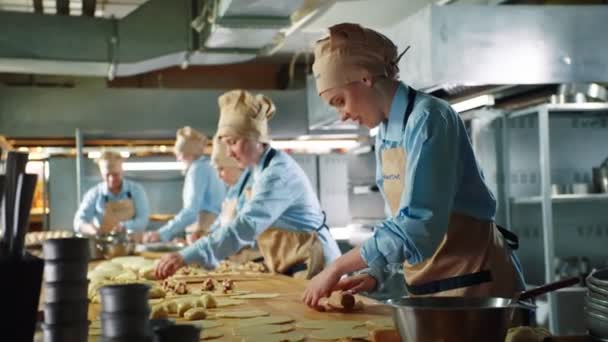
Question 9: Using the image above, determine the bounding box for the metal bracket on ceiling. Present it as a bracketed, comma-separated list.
[107, 16, 119, 81]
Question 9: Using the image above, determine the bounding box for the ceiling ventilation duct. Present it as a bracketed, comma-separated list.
[0, 0, 326, 77]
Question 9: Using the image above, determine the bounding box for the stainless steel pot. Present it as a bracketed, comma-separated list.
[387, 277, 580, 342]
[593, 158, 608, 193]
[387, 297, 528, 342]
[87, 231, 136, 260]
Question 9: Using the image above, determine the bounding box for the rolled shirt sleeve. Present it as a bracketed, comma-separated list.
[73, 186, 99, 232]
[158, 157, 225, 242]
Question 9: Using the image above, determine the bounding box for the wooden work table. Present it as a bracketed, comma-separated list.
[86, 271, 394, 341]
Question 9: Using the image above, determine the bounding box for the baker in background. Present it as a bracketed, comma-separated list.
[143, 127, 226, 243]
[155, 90, 341, 279]
[74, 151, 150, 236]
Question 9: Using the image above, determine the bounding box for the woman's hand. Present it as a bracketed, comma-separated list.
[155, 252, 185, 279]
[142, 231, 161, 243]
[302, 266, 342, 308]
[335, 274, 377, 294]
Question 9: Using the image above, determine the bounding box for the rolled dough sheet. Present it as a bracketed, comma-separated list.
[215, 309, 270, 318]
[295, 320, 366, 330]
[231, 293, 280, 299]
[237, 316, 295, 328]
[308, 327, 369, 340]
[242, 331, 306, 342]
[233, 323, 295, 336]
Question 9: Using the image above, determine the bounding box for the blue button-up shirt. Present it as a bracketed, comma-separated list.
[73, 179, 150, 232]
[361, 83, 524, 291]
[208, 169, 253, 235]
[180, 148, 342, 268]
[158, 156, 226, 241]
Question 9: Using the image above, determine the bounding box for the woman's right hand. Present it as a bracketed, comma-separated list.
[142, 231, 161, 243]
[335, 274, 377, 294]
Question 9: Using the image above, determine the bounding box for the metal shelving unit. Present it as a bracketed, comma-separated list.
[503, 102, 608, 333]
[512, 193, 608, 205]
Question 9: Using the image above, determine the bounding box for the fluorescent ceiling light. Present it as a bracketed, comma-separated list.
[451, 94, 495, 113]
[88, 151, 102, 159]
[270, 139, 359, 152]
[369, 127, 379, 137]
[122, 162, 182, 171]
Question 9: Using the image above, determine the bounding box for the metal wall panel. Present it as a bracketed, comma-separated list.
[319, 154, 350, 227]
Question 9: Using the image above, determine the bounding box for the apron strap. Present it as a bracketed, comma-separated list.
[315, 211, 329, 232]
[402, 87, 417, 132]
[237, 170, 252, 197]
[497, 225, 519, 250]
[406, 270, 493, 296]
[262, 148, 277, 171]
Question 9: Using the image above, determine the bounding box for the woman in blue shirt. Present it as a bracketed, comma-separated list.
[155, 90, 341, 279]
[143, 127, 225, 243]
[303, 23, 524, 307]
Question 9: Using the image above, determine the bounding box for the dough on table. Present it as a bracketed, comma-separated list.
[231, 293, 280, 299]
[215, 309, 269, 318]
[308, 328, 369, 340]
[233, 324, 294, 336]
[200, 329, 224, 340]
[295, 320, 366, 330]
[148, 286, 166, 299]
[165, 300, 178, 314]
[200, 294, 218, 308]
[506, 326, 551, 342]
[150, 304, 169, 319]
[236, 315, 295, 328]
[139, 267, 156, 280]
[185, 320, 223, 329]
[148, 298, 164, 305]
[216, 298, 247, 307]
[177, 302, 194, 317]
[200, 290, 251, 297]
[365, 317, 395, 328]
[242, 332, 305, 342]
[183, 307, 207, 320]
[88, 328, 102, 336]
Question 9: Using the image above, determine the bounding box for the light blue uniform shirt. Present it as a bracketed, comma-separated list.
[180, 148, 342, 268]
[73, 179, 150, 232]
[207, 169, 253, 235]
[361, 83, 524, 293]
[158, 156, 226, 241]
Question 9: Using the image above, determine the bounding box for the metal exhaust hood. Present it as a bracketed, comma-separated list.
[394, 5, 608, 91]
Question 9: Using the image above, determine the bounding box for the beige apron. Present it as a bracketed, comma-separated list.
[251, 149, 326, 280]
[382, 88, 519, 297]
[100, 196, 135, 233]
[220, 184, 264, 264]
[185, 211, 218, 237]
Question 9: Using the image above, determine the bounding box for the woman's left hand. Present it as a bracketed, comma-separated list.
[155, 252, 185, 279]
[301, 267, 342, 308]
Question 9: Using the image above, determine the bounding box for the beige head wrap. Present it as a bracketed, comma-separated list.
[211, 135, 240, 169]
[216, 89, 276, 143]
[312, 23, 403, 95]
[97, 151, 123, 175]
[174, 126, 208, 157]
